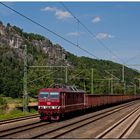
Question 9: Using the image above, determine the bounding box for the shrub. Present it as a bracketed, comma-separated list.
[0, 96, 7, 106]
[30, 108, 37, 113]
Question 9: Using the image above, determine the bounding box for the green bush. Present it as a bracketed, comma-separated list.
[0, 109, 5, 115]
[0, 96, 7, 106]
[30, 108, 37, 113]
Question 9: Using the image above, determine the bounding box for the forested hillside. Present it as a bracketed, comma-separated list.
[0, 21, 139, 98]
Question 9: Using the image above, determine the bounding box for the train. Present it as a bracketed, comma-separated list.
[38, 84, 140, 121]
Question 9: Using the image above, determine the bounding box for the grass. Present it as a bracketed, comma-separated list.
[0, 108, 37, 121]
[0, 96, 38, 121]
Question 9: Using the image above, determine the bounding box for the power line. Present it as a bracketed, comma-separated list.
[60, 3, 140, 84]
[0, 2, 99, 59]
[2, 2, 139, 72]
[60, 2, 125, 64]
[124, 53, 140, 65]
[61, 2, 140, 85]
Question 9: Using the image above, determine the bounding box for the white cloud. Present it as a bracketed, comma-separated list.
[95, 33, 114, 40]
[41, 6, 72, 20]
[41, 7, 57, 12]
[67, 32, 84, 37]
[92, 16, 101, 23]
[55, 11, 71, 19]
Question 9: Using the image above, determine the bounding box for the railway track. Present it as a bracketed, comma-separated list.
[0, 113, 39, 125]
[95, 103, 140, 138]
[35, 101, 140, 139]
[1, 100, 139, 139]
[0, 121, 51, 138]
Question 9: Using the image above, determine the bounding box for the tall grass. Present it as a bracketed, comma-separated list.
[0, 96, 38, 120]
[0, 108, 37, 120]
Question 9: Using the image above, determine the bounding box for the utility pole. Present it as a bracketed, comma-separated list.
[122, 65, 124, 82]
[138, 79, 140, 89]
[122, 65, 126, 94]
[134, 78, 140, 89]
[91, 68, 93, 94]
[108, 79, 111, 93]
[111, 78, 113, 95]
[123, 82, 126, 94]
[65, 66, 68, 84]
[134, 84, 136, 95]
[130, 82, 137, 95]
[23, 44, 28, 112]
[105, 70, 118, 95]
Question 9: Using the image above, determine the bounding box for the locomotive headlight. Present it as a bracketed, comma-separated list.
[51, 106, 60, 109]
[39, 106, 60, 109]
[38, 106, 47, 109]
[52, 106, 57, 109]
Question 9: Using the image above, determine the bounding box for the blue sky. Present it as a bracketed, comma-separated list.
[0, 2, 140, 70]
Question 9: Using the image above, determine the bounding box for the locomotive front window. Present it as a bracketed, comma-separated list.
[40, 92, 48, 98]
[50, 92, 59, 99]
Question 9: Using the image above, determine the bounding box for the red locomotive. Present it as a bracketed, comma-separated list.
[38, 84, 140, 121]
[38, 84, 85, 121]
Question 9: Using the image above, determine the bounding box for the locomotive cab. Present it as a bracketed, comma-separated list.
[38, 89, 60, 121]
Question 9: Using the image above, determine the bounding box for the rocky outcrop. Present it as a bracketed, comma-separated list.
[0, 22, 72, 66]
[0, 23, 23, 49]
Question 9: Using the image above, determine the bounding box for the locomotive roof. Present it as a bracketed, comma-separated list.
[39, 84, 85, 93]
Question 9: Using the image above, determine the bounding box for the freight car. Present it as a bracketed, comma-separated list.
[38, 84, 140, 121]
[85, 94, 140, 110]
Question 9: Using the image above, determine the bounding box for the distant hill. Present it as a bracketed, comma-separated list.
[0, 21, 139, 98]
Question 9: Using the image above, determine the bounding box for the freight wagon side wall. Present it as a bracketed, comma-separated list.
[85, 94, 140, 109]
[60, 92, 85, 113]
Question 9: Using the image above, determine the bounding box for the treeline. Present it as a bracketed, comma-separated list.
[0, 23, 140, 98]
[1, 43, 139, 98]
[0, 45, 23, 98]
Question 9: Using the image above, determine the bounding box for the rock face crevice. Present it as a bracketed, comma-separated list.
[0, 22, 72, 66]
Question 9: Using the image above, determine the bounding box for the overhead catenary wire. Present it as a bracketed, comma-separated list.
[1, 2, 139, 77]
[0, 2, 99, 60]
[60, 2, 125, 64]
[28, 71, 56, 83]
[61, 2, 140, 91]
[60, 2, 140, 83]
[124, 53, 140, 65]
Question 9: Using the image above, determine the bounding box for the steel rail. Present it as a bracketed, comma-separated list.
[0, 114, 39, 125]
[95, 105, 140, 138]
[0, 121, 51, 138]
[1, 101, 139, 139]
[120, 114, 140, 138]
[32, 101, 138, 139]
